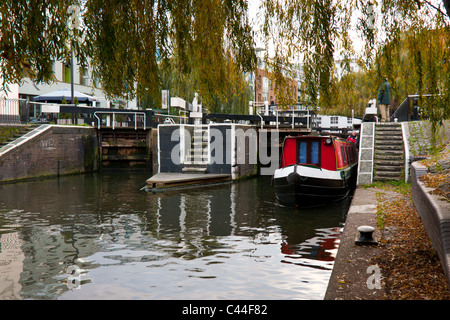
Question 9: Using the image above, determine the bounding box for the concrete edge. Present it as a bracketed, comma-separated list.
[324, 187, 384, 300]
[411, 161, 450, 292]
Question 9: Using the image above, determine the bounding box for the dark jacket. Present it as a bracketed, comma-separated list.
[377, 80, 390, 105]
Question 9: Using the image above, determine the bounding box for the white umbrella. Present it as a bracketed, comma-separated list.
[33, 88, 96, 103]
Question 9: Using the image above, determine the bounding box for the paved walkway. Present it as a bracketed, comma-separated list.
[325, 187, 386, 300]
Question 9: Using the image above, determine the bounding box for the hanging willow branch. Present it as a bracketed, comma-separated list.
[1, 0, 257, 108]
[0, 0, 79, 89]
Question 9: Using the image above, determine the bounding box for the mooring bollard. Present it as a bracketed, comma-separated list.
[355, 225, 377, 245]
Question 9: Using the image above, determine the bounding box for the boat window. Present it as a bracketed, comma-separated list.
[311, 141, 319, 164]
[299, 142, 307, 163]
[298, 140, 320, 165]
[341, 146, 347, 164]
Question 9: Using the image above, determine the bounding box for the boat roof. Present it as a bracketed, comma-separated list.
[284, 135, 347, 142]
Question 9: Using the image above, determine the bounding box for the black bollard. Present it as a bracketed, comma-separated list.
[355, 225, 377, 245]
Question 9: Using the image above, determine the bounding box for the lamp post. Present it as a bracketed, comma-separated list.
[70, 53, 74, 106]
[68, 5, 80, 107]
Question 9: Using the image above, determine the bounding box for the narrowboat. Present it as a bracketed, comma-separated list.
[273, 135, 358, 207]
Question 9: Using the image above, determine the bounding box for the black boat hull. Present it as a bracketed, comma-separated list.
[273, 165, 357, 207]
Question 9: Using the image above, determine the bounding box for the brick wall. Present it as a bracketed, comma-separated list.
[0, 126, 98, 183]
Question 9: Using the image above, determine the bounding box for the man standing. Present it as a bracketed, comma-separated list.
[377, 77, 391, 122]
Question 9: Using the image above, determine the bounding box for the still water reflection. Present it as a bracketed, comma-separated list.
[0, 172, 351, 300]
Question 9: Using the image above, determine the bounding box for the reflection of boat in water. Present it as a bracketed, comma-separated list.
[273, 135, 358, 207]
[281, 227, 342, 268]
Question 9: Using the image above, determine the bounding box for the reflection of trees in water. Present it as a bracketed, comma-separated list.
[0, 173, 351, 298]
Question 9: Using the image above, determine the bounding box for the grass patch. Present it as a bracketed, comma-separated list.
[0, 126, 19, 145]
[364, 181, 413, 230]
[364, 180, 411, 194]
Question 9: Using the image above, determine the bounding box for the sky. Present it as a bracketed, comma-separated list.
[246, 0, 366, 61]
[247, 0, 448, 59]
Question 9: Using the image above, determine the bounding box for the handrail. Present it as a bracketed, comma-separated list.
[256, 111, 264, 129]
[155, 113, 188, 125]
[401, 122, 410, 183]
[254, 104, 313, 129]
[179, 110, 188, 124]
[93, 111, 146, 130]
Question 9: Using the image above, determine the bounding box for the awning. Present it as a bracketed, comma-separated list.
[32, 88, 96, 103]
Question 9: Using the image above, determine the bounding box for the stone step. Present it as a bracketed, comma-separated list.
[192, 141, 208, 147]
[375, 131, 402, 137]
[374, 159, 404, 166]
[374, 165, 403, 172]
[374, 148, 404, 156]
[189, 148, 208, 155]
[182, 165, 208, 173]
[193, 128, 207, 134]
[375, 139, 403, 145]
[373, 169, 402, 176]
[376, 126, 402, 130]
[374, 145, 404, 152]
[375, 123, 402, 128]
[186, 155, 209, 162]
[375, 134, 403, 140]
[193, 130, 207, 135]
[184, 161, 209, 166]
[373, 175, 402, 182]
[0, 126, 37, 147]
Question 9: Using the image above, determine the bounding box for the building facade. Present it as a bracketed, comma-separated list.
[18, 57, 137, 109]
[313, 114, 362, 132]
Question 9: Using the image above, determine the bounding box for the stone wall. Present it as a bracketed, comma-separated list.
[407, 120, 450, 158]
[411, 161, 450, 291]
[0, 125, 98, 183]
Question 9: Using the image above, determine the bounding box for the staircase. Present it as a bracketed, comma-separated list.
[182, 126, 209, 174]
[373, 123, 404, 181]
[0, 125, 37, 148]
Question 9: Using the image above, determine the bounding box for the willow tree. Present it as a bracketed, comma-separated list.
[166, 0, 256, 112]
[0, 0, 80, 88]
[1, 0, 256, 110]
[82, 0, 257, 109]
[260, 0, 450, 113]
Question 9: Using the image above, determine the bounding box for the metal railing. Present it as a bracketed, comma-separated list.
[390, 94, 433, 122]
[153, 111, 189, 125]
[94, 111, 147, 130]
[252, 102, 314, 129]
[0, 98, 23, 124]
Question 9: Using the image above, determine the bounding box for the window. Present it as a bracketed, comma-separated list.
[341, 146, 347, 164]
[299, 142, 307, 163]
[311, 141, 319, 164]
[63, 60, 71, 83]
[80, 66, 89, 86]
[314, 117, 321, 127]
[331, 116, 339, 125]
[298, 140, 320, 165]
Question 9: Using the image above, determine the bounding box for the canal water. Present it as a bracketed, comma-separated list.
[0, 171, 351, 300]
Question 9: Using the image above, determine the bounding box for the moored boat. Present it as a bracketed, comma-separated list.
[273, 135, 358, 207]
